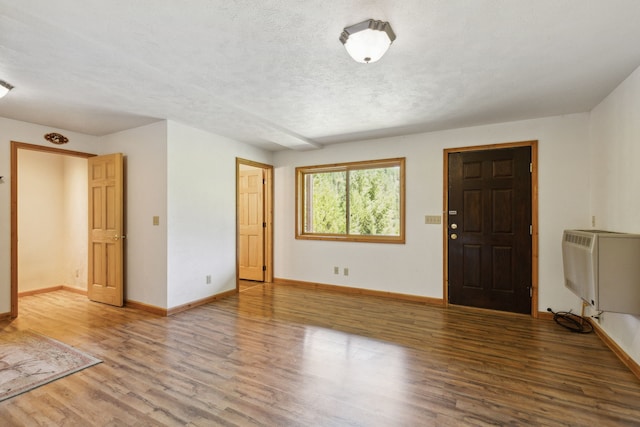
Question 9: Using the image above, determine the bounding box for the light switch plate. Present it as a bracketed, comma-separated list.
[425, 215, 441, 224]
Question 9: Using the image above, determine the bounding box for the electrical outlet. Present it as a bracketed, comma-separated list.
[334, 266, 339, 274]
[206, 275, 212, 284]
[592, 215, 596, 227]
[153, 216, 160, 226]
[343, 267, 349, 276]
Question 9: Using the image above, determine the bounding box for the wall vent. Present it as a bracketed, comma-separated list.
[564, 232, 592, 248]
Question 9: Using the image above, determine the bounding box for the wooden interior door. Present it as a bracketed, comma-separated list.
[447, 147, 532, 314]
[88, 153, 124, 306]
[239, 167, 265, 281]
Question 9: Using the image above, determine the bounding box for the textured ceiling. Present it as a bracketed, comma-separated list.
[2, 1, 640, 151]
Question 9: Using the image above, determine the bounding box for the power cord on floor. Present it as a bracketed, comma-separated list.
[547, 308, 594, 333]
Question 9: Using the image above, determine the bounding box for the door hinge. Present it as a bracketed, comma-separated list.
[529, 162, 532, 173]
[529, 225, 532, 235]
[263, 222, 267, 228]
[262, 265, 266, 271]
[262, 178, 266, 185]
[529, 286, 533, 298]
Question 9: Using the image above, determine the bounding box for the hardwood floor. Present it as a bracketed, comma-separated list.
[1, 285, 639, 426]
[238, 280, 263, 292]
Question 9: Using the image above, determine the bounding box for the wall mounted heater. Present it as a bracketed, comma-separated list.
[562, 229, 640, 315]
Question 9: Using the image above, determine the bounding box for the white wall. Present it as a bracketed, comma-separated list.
[17, 150, 66, 292]
[0, 117, 100, 314]
[273, 114, 590, 314]
[166, 121, 272, 308]
[100, 121, 169, 308]
[62, 156, 89, 290]
[588, 65, 640, 366]
[17, 151, 87, 292]
[102, 120, 273, 310]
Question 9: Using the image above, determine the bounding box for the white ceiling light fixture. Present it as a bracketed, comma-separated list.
[0, 80, 14, 98]
[340, 19, 396, 64]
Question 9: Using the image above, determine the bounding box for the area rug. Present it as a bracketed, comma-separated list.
[0, 330, 101, 401]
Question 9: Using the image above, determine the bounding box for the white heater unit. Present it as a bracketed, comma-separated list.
[562, 229, 640, 315]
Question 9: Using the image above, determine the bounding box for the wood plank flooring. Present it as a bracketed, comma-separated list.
[239, 280, 263, 293]
[1, 285, 639, 426]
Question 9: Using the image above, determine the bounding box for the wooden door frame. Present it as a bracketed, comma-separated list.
[443, 140, 539, 317]
[10, 141, 96, 318]
[235, 158, 274, 288]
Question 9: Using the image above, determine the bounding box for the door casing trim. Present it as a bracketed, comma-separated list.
[443, 140, 539, 317]
[10, 141, 96, 318]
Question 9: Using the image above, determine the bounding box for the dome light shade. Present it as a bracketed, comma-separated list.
[0, 80, 14, 98]
[340, 19, 396, 63]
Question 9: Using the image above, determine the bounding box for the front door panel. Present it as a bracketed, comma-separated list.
[448, 147, 532, 314]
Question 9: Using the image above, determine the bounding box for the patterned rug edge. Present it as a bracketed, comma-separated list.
[0, 330, 102, 402]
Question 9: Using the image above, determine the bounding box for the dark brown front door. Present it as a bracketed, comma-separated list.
[447, 147, 532, 314]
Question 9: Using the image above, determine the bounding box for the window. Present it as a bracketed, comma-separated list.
[296, 158, 405, 243]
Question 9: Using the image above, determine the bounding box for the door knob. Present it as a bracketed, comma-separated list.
[450, 233, 458, 240]
[450, 223, 458, 229]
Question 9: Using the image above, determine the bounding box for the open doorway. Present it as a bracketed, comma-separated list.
[10, 141, 94, 317]
[236, 158, 273, 292]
